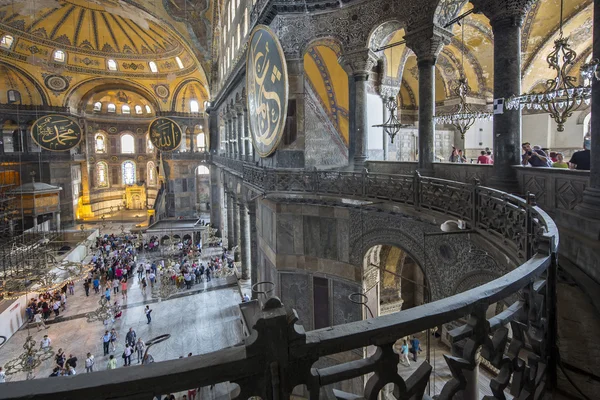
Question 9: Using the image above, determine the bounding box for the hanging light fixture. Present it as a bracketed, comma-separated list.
[373, 96, 410, 143]
[505, 0, 592, 131]
[372, 41, 410, 144]
[434, 22, 492, 139]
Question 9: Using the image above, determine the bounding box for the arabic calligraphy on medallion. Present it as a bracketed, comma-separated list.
[246, 25, 289, 158]
[148, 117, 182, 152]
[30, 115, 83, 151]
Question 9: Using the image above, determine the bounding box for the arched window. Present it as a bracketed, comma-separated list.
[149, 61, 158, 73]
[197, 166, 209, 175]
[53, 50, 66, 62]
[147, 137, 154, 153]
[7, 90, 20, 103]
[95, 133, 106, 153]
[107, 103, 116, 113]
[147, 161, 156, 185]
[93, 102, 102, 111]
[121, 134, 135, 154]
[0, 35, 14, 49]
[175, 56, 184, 69]
[107, 59, 117, 71]
[134, 105, 143, 114]
[196, 132, 206, 151]
[122, 161, 136, 185]
[145, 105, 152, 114]
[190, 100, 199, 113]
[96, 162, 109, 187]
[122, 105, 131, 114]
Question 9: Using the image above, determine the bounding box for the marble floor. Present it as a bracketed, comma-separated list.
[0, 249, 245, 386]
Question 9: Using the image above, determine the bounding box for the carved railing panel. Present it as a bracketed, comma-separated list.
[420, 177, 473, 222]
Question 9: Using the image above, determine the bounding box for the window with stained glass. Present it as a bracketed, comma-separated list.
[122, 161, 136, 185]
[95, 133, 106, 153]
[96, 162, 108, 187]
[121, 134, 135, 153]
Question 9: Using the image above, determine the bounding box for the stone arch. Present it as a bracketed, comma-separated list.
[0, 61, 49, 105]
[368, 20, 403, 52]
[433, 0, 469, 28]
[348, 227, 442, 300]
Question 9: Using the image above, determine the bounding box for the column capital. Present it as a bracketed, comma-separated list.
[235, 103, 244, 116]
[470, 0, 536, 27]
[338, 49, 378, 78]
[405, 25, 452, 64]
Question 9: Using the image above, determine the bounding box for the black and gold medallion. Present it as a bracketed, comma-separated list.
[148, 117, 183, 152]
[30, 115, 83, 151]
[246, 25, 289, 158]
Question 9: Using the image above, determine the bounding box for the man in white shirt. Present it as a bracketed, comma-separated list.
[40, 335, 51, 349]
[85, 353, 95, 373]
[0, 366, 6, 382]
[34, 312, 48, 331]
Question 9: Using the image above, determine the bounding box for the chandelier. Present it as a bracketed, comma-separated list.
[435, 77, 492, 139]
[372, 96, 410, 144]
[505, 0, 591, 131]
[434, 22, 492, 139]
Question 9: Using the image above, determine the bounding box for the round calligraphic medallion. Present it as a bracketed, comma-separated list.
[246, 25, 288, 158]
[148, 117, 182, 152]
[30, 115, 83, 151]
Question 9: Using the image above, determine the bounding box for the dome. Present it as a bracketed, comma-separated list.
[0, 0, 197, 76]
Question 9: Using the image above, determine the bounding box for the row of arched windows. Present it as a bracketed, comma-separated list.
[220, 1, 250, 79]
[96, 161, 156, 187]
[94, 133, 154, 154]
[1, 35, 186, 72]
[93, 102, 152, 114]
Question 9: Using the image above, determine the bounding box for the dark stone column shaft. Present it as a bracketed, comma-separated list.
[353, 73, 369, 170]
[247, 201, 258, 299]
[490, 20, 522, 190]
[417, 59, 436, 172]
[239, 201, 250, 280]
[237, 111, 245, 157]
[226, 192, 234, 248]
[233, 198, 240, 246]
[209, 165, 222, 236]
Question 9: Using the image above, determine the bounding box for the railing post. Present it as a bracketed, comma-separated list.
[361, 168, 368, 198]
[413, 171, 421, 208]
[546, 250, 558, 393]
[471, 178, 480, 227]
[312, 167, 319, 193]
[525, 192, 536, 260]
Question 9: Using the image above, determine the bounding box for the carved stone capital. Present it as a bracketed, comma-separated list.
[380, 83, 400, 99]
[338, 49, 378, 77]
[235, 103, 245, 116]
[470, 0, 536, 27]
[405, 25, 452, 64]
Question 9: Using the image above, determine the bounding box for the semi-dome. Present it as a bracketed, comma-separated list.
[0, 0, 198, 76]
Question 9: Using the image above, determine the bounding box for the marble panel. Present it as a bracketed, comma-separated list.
[303, 216, 321, 257]
[276, 214, 296, 254]
[336, 219, 350, 264]
[280, 273, 312, 330]
[320, 218, 338, 260]
[332, 280, 362, 325]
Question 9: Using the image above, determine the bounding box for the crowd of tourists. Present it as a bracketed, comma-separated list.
[521, 138, 591, 170]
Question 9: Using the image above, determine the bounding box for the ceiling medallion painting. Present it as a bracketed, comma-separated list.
[152, 84, 170, 100]
[30, 114, 83, 151]
[43, 74, 71, 94]
[246, 25, 289, 158]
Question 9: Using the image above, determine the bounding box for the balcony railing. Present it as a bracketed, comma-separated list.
[0, 156, 558, 399]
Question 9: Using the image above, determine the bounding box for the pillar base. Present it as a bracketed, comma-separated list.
[417, 168, 434, 177]
[574, 187, 600, 220]
[353, 157, 367, 171]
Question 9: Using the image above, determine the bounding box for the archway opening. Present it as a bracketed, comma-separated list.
[195, 165, 211, 214]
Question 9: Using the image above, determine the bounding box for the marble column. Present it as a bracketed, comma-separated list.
[233, 196, 240, 247]
[471, 0, 532, 192]
[226, 191, 234, 248]
[209, 164, 222, 235]
[243, 107, 252, 158]
[236, 107, 245, 158]
[225, 116, 231, 156]
[339, 49, 377, 171]
[231, 114, 238, 158]
[247, 200, 258, 299]
[239, 200, 250, 280]
[405, 27, 450, 174]
[575, 0, 600, 218]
